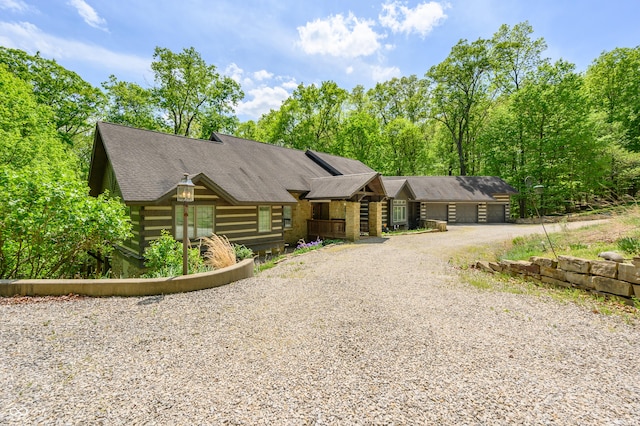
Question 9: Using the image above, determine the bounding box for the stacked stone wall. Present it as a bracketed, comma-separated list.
[476, 255, 640, 299]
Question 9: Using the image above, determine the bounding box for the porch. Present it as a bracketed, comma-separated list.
[307, 219, 346, 240]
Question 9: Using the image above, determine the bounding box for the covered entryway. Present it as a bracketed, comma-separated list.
[305, 173, 387, 241]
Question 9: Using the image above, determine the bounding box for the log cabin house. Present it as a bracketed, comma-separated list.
[88, 122, 387, 276]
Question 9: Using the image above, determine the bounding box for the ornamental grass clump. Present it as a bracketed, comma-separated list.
[202, 234, 236, 269]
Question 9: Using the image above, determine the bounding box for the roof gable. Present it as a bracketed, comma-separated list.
[306, 173, 385, 200]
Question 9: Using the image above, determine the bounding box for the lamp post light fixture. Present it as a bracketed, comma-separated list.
[525, 179, 557, 260]
[176, 173, 195, 275]
[533, 184, 544, 196]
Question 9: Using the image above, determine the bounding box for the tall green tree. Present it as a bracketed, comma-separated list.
[491, 21, 548, 94]
[257, 81, 347, 153]
[101, 75, 166, 131]
[585, 47, 640, 151]
[0, 66, 131, 279]
[150, 46, 243, 137]
[508, 61, 600, 213]
[427, 38, 494, 175]
[0, 47, 105, 146]
[367, 75, 430, 125]
[483, 22, 549, 214]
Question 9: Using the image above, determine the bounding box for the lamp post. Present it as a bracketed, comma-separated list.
[176, 173, 195, 275]
[525, 177, 557, 259]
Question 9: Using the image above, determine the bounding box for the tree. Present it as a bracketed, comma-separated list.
[101, 75, 166, 132]
[585, 47, 640, 151]
[427, 38, 494, 175]
[150, 46, 243, 137]
[257, 81, 348, 153]
[367, 75, 429, 125]
[380, 118, 426, 175]
[0, 66, 131, 279]
[0, 47, 105, 146]
[491, 21, 548, 95]
[508, 61, 600, 214]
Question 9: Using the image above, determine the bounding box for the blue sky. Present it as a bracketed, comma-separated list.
[1, 0, 639, 121]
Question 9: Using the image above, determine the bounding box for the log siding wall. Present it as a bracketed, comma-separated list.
[122, 184, 286, 260]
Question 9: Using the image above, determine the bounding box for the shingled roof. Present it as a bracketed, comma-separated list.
[89, 122, 379, 205]
[381, 178, 416, 199]
[306, 172, 382, 200]
[383, 176, 517, 202]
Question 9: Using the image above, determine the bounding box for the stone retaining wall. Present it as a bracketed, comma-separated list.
[0, 259, 254, 298]
[476, 255, 640, 299]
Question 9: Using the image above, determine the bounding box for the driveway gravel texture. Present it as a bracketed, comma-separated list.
[1, 222, 639, 425]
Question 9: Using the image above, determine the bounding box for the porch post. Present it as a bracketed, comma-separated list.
[368, 201, 382, 237]
[344, 201, 360, 241]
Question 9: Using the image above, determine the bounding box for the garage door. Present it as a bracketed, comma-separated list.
[424, 203, 448, 221]
[487, 204, 505, 223]
[456, 204, 478, 223]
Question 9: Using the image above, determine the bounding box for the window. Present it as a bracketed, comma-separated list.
[283, 205, 292, 229]
[258, 206, 271, 232]
[175, 205, 214, 240]
[393, 199, 407, 223]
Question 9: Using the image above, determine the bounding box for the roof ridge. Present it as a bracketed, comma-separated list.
[98, 121, 219, 144]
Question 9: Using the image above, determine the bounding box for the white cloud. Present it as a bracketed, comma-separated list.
[236, 85, 291, 119]
[371, 65, 401, 82]
[224, 63, 244, 83]
[222, 64, 295, 120]
[379, 1, 448, 37]
[0, 0, 29, 12]
[0, 21, 149, 76]
[346, 66, 354, 74]
[281, 79, 299, 90]
[297, 13, 383, 58]
[67, 0, 108, 31]
[253, 69, 273, 81]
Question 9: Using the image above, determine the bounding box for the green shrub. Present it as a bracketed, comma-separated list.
[234, 244, 254, 260]
[617, 237, 640, 255]
[143, 230, 204, 277]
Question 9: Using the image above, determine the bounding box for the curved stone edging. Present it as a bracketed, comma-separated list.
[0, 258, 254, 297]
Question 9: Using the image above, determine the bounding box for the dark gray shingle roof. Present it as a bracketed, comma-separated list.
[383, 176, 517, 202]
[306, 172, 381, 200]
[382, 178, 413, 199]
[90, 122, 376, 204]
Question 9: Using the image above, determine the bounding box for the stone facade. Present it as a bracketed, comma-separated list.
[368, 202, 382, 237]
[284, 195, 313, 246]
[345, 202, 360, 241]
[329, 200, 347, 220]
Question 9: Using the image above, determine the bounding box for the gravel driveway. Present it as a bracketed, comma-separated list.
[2, 222, 639, 425]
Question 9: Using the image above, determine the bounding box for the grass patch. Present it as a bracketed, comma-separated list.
[456, 206, 640, 323]
[494, 206, 640, 262]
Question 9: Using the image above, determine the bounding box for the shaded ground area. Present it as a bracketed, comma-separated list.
[1, 222, 638, 424]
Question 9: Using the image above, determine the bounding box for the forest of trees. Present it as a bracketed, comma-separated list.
[1, 21, 639, 278]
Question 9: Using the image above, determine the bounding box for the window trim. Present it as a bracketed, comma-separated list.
[258, 205, 272, 233]
[392, 199, 407, 223]
[282, 205, 293, 229]
[175, 204, 215, 240]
